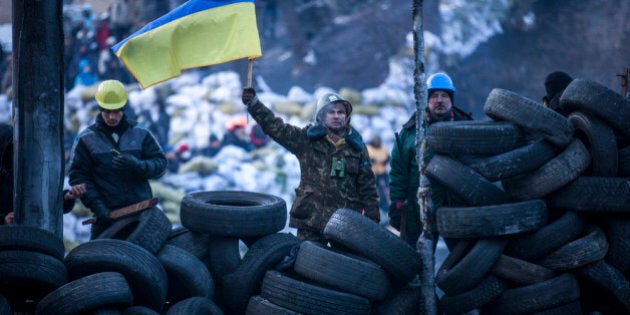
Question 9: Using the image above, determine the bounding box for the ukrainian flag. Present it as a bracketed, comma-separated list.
[113, 0, 262, 89]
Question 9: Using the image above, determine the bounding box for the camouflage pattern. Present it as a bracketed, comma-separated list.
[248, 100, 379, 235]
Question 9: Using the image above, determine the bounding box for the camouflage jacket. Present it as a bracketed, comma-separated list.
[248, 100, 379, 233]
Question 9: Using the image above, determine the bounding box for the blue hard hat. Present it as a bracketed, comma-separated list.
[427, 72, 456, 96]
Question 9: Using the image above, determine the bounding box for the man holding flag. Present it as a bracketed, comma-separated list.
[242, 89, 380, 242]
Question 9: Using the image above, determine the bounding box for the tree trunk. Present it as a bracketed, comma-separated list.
[12, 0, 65, 236]
[412, 0, 437, 314]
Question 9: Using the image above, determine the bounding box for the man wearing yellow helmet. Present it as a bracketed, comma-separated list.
[242, 88, 379, 242]
[68, 80, 167, 238]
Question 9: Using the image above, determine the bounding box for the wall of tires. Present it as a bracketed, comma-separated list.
[430, 78, 630, 314]
[0, 191, 426, 314]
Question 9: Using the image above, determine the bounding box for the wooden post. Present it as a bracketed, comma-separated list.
[12, 0, 65, 235]
[412, 0, 437, 314]
[247, 58, 254, 88]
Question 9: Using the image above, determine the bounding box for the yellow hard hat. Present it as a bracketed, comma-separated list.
[95, 80, 128, 110]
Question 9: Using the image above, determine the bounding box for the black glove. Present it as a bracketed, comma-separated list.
[242, 88, 257, 106]
[112, 153, 143, 172]
[389, 201, 404, 230]
[92, 204, 112, 225]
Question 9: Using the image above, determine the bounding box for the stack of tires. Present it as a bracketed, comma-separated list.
[0, 226, 67, 314]
[427, 78, 630, 314]
[0, 192, 423, 314]
[247, 208, 424, 315]
[56, 204, 225, 315]
[180, 191, 424, 314]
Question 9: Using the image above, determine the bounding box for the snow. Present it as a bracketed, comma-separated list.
[0, 24, 11, 52]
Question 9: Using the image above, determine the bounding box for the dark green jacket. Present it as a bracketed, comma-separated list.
[389, 110, 471, 235]
[248, 99, 379, 233]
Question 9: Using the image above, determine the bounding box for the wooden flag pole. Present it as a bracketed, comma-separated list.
[247, 58, 254, 88]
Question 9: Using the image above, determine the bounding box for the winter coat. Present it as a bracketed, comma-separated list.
[389, 110, 471, 236]
[366, 144, 389, 176]
[68, 114, 166, 226]
[247, 99, 379, 233]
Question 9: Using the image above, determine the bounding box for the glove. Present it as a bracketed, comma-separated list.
[242, 88, 257, 106]
[388, 201, 404, 230]
[92, 204, 112, 225]
[112, 153, 143, 172]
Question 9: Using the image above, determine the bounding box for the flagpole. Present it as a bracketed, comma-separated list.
[247, 58, 254, 88]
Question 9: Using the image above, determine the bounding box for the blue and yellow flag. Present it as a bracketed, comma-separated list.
[113, 0, 262, 89]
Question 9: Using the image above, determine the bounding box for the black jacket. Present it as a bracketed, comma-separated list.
[68, 115, 166, 212]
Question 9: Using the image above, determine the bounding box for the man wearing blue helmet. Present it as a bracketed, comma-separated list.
[388, 73, 471, 247]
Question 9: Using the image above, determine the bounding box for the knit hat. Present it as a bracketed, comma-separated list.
[544, 71, 573, 99]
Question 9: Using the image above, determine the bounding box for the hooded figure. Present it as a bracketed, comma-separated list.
[242, 88, 379, 242]
[543, 71, 573, 116]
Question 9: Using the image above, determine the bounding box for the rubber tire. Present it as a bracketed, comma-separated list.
[0, 250, 67, 304]
[157, 245, 214, 305]
[537, 226, 608, 271]
[260, 270, 371, 315]
[96, 207, 172, 255]
[245, 295, 301, 315]
[373, 286, 422, 315]
[484, 88, 575, 147]
[294, 241, 391, 300]
[436, 199, 547, 238]
[491, 254, 555, 285]
[427, 120, 525, 155]
[323, 208, 423, 284]
[165, 226, 211, 261]
[180, 191, 287, 237]
[546, 176, 630, 213]
[604, 216, 630, 274]
[505, 211, 585, 261]
[459, 139, 557, 181]
[426, 154, 509, 206]
[35, 272, 133, 315]
[221, 233, 300, 315]
[575, 260, 630, 312]
[438, 275, 508, 315]
[0, 225, 65, 260]
[560, 78, 630, 138]
[568, 111, 618, 176]
[165, 297, 223, 315]
[502, 138, 590, 200]
[619, 146, 630, 176]
[435, 238, 507, 295]
[64, 239, 168, 311]
[489, 273, 580, 315]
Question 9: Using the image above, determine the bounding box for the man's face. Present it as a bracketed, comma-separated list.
[428, 90, 453, 118]
[323, 103, 348, 131]
[101, 109, 124, 127]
